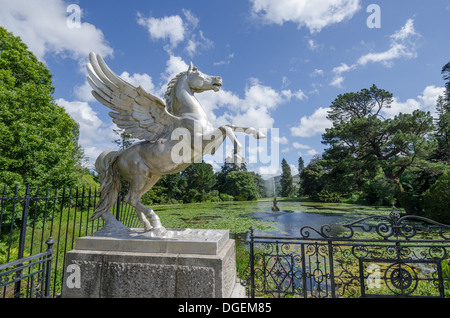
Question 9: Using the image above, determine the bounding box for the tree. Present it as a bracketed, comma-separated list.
[158, 173, 186, 202]
[181, 161, 216, 201]
[249, 171, 267, 198]
[300, 160, 325, 199]
[222, 171, 259, 201]
[322, 85, 435, 215]
[113, 128, 134, 152]
[422, 169, 450, 223]
[297, 156, 305, 196]
[214, 158, 247, 194]
[280, 158, 294, 197]
[0, 27, 81, 188]
[432, 62, 450, 163]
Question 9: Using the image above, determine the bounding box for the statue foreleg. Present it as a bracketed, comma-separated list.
[225, 125, 267, 139]
[201, 126, 244, 166]
[126, 174, 167, 236]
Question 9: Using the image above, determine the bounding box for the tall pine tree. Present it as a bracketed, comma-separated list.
[297, 156, 305, 196]
[280, 158, 294, 197]
[433, 62, 450, 163]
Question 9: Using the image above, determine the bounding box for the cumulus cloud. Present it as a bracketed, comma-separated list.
[383, 85, 446, 118]
[0, 0, 113, 63]
[197, 78, 307, 129]
[360, 18, 419, 66]
[56, 98, 116, 166]
[250, 0, 361, 33]
[274, 136, 289, 145]
[292, 142, 310, 150]
[119, 72, 155, 93]
[137, 13, 185, 49]
[310, 69, 324, 77]
[290, 107, 332, 138]
[137, 9, 213, 57]
[331, 19, 420, 87]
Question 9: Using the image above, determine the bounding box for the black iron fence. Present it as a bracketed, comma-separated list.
[3, 184, 450, 299]
[241, 209, 450, 298]
[0, 238, 55, 298]
[0, 185, 139, 298]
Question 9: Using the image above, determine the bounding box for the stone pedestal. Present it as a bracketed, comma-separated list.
[61, 227, 245, 298]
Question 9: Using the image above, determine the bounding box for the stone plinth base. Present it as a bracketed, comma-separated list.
[61, 228, 245, 298]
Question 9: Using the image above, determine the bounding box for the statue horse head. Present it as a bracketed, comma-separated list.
[164, 63, 222, 115]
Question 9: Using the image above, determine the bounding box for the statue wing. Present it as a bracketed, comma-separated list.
[86, 52, 179, 141]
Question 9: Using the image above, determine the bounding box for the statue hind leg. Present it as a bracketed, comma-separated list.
[125, 174, 167, 235]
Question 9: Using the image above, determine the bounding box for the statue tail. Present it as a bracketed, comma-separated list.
[91, 151, 121, 221]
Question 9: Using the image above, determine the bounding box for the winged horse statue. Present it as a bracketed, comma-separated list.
[86, 53, 265, 236]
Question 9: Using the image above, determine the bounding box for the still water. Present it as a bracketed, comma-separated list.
[248, 200, 381, 238]
[252, 210, 349, 237]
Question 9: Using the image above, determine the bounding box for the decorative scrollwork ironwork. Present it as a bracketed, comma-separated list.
[242, 210, 450, 298]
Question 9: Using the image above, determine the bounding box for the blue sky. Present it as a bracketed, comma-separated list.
[0, 0, 449, 177]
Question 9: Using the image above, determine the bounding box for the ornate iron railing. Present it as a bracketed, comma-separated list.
[242, 209, 450, 298]
[0, 238, 55, 298]
[0, 185, 139, 297]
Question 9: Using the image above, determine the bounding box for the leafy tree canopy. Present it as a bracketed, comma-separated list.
[323, 85, 435, 214]
[0, 27, 81, 188]
[280, 158, 295, 197]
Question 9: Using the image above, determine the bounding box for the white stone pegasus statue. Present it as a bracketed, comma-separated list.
[86, 53, 265, 236]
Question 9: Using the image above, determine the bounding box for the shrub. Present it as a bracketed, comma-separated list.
[219, 193, 234, 201]
[422, 169, 450, 224]
[317, 189, 342, 203]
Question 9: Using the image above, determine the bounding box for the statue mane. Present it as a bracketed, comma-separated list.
[164, 71, 187, 114]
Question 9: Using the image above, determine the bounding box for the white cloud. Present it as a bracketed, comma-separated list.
[330, 76, 345, 88]
[331, 19, 419, 87]
[119, 72, 155, 93]
[137, 10, 213, 57]
[333, 63, 357, 74]
[274, 136, 289, 145]
[290, 164, 299, 176]
[56, 98, 116, 166]
[137, 13, 185, 49]
[160, 55, 190, 91]
[383, 85, 446, 118]
[250, 0, 361, 33]
[290, 107, 332, 137]
[306, 149, 320, 156]
[292, 142, 310, 150]
[181, 8, 200, 30]
[330, 63, 357, 87]
[197, 76, 307, 129]
[358, 19, 418, 67]
[0, 0, 113, 63]
[419, 85, 446, 112]
[74, 81, 96, 102]
[310, 69, 324, 77]
[390, 18, 417, 41]
[214, 53, 235, 66]
[185, 31, 213, 57]
[258, 165, 281, 177]
[308, 39, 319, 51]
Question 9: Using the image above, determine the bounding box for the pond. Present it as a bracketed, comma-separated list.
[154, 199, 396, 244]
[248, 200, 394, 238]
